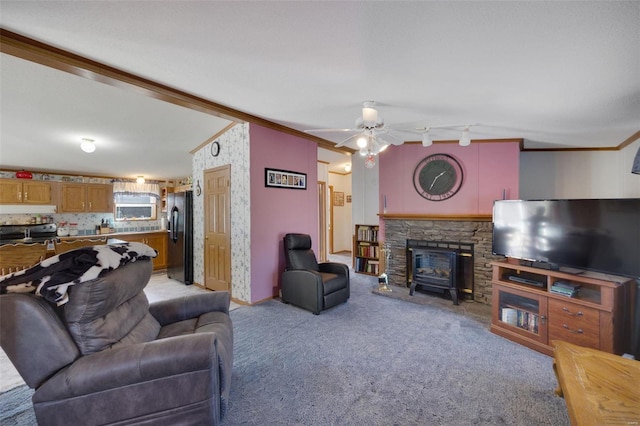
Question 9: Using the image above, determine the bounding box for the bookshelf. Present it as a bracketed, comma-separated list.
[353, 224, 381, 276]
[490, 261, 635, 356]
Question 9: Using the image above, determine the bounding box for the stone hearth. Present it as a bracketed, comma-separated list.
[382, 216, 504, 306]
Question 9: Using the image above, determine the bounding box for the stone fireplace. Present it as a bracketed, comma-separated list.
[381, 215, 504, 306]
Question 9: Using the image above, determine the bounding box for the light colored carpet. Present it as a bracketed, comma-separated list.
[1, 260, 570, 425]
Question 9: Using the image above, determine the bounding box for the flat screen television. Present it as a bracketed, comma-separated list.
[492, 199, 640, 278]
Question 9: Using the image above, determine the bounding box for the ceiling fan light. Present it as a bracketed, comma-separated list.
[80, 138, 96, 153]
[364, 154, 376, 169]
[459, 126, 471, 147]
[357, 136, 368, 148]
[422, 130, 432, 147]
[362, 106, 378, 124]
[369, 139, 381, 154]
[359, 147, 368, 156]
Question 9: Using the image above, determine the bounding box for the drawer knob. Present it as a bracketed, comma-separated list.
[562, 307, 583, 316]
[562, 324, 584, 334]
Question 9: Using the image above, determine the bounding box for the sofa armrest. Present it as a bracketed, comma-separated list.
[319, 262, 350, 278]
[34, 332, 220, 401]
[149, 291, 230, 326]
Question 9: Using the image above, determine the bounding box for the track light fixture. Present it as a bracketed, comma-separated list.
[422, 129, 433, 147]
[459, 126, 471, 147]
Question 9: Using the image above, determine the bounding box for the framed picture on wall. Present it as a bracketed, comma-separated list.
[265, 168, 307, 190]
[334, 192, 345, 206]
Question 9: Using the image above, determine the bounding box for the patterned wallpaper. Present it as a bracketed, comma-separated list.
[192, 123, 251, 303]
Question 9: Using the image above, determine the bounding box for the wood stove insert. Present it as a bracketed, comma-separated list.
[406, 239, 474, 305]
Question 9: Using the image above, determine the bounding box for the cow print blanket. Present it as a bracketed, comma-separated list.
[0, 242, 157, 305]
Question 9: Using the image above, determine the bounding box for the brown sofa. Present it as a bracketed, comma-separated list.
[0, 259, 233, 426]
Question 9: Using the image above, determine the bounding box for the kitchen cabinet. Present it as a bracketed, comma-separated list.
[59, 183, 113, 213]
[117, 231, 167, 271]
[0, 179, 51, 204]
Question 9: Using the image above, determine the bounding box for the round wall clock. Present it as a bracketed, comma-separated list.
[413, 153, 464, 201]
[210, 141, 221, 157]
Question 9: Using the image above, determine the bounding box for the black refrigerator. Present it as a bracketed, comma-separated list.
[167, 190, 193, 284]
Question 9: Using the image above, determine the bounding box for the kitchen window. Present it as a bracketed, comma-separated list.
[113, 181, 160, 221]
[114, 195, 157, 221]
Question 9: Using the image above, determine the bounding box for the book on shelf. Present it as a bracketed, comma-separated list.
[367, 260, 380, 275]
[357, 244, 379, 258]
[550, 281, 580, 297]
[501, 305, 539, 334]
[515, 309, 539, 334]
[356, 225, 378, 242]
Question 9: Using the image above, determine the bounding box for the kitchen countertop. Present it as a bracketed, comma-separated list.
[0, 230, 167, 246]
[57, 230, 167, 241]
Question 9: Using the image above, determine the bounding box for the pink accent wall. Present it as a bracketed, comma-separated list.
[249, 124, 318, 303]
[379, 142, 520, 215]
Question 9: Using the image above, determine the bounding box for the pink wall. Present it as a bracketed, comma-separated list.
[249, 124, 319, 303]
[379, 142, 520, 216]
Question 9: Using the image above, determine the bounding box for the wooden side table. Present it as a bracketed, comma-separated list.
[553, 340, 640, 425]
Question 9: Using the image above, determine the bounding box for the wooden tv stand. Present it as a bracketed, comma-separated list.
[490, 260, 635, 356]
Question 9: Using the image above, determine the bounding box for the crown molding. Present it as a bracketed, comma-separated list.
[0, 29, 353, 155]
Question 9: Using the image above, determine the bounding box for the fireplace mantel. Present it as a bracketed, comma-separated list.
[379, 213, 492, 222]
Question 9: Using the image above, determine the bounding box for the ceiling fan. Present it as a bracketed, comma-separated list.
[306, 101, 403, 149]
[305, 101, 475, 168]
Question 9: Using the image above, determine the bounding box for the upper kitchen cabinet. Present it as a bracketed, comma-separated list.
[0, 179, 52, 204]
[59, 183, 113, 213]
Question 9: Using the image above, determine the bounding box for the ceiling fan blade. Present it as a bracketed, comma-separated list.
[335, 133, 362, 148]
[375, 128, 406, 145]
[304, 128, 359, 134]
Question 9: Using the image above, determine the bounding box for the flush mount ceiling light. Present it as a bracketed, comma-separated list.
[80, 138, 96, 153]
[136, 176, 145, 184]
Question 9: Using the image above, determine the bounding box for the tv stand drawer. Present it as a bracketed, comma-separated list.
[548, 299, 600, 348]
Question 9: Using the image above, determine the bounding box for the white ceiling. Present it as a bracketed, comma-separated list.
[0, 1, 638, 179]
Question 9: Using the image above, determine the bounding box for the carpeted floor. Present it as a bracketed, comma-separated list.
[0, 270, 570, 425]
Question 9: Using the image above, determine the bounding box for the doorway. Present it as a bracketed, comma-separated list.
[204, 165, 231, 292]
[317, 181, 327, 262]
